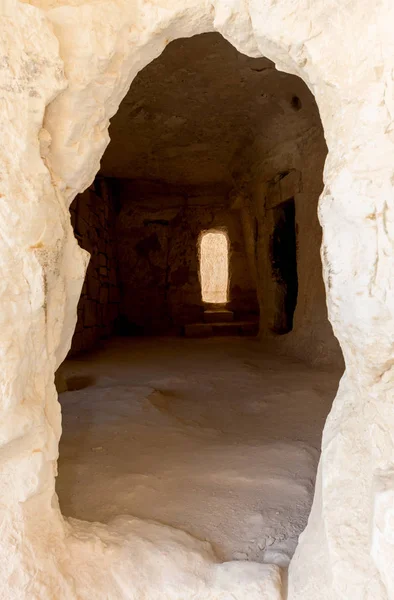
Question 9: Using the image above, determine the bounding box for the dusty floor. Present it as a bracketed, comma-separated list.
[56, 337, 341, 567]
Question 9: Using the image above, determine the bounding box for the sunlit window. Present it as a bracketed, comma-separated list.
[200, 231, 229, 303]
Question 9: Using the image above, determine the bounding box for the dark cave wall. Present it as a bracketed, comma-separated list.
[240, 127, 343, 366]
[66, 31, 342, 366]
[69, 179, 121, 354]
[113, 180, 259, 334]
[68, 134, 342, 368]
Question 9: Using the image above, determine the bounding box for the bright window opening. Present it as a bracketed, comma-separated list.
[200, 231, 229, 304]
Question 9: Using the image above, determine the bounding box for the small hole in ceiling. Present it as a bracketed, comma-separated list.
[291, 95, 302, 111]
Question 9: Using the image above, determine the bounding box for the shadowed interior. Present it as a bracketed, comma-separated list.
[55, 31, 342, 575]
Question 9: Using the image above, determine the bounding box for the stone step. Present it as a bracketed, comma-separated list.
[184, 320, 259, 338]
[203, 309, 234, 323]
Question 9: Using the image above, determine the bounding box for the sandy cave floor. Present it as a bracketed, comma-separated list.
[56, 337, 341, 568]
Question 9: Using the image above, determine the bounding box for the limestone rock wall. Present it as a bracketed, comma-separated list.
[2, 0, 394, 598]
[244, 123, 342, 366]
[69, 179, 120, 353]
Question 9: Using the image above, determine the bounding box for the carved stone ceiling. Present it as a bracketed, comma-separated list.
[100, 33, 321, 187]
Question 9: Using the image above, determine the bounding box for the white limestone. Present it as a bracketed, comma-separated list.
[1, 0, 394, 597]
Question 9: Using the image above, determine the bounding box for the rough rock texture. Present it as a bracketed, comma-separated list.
[100, 32, 336, 363]
[1, 0, 394, 598]
[245, 128, 341, 365]
[113, 179, 258, 333]
[100, 33, 320, 189]
[70, 179, 120, 353]
[69, 32, 336, 361]
[56, 337, 341, 567]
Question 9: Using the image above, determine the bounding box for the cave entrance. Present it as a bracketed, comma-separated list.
[55, 32, 342, 576]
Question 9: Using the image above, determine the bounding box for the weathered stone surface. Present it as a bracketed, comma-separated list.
[87, 32, 338, 364]
[113, 181, 258, 333]
[69, 180, 120, 353]
[99, 33, 320, 191]
[1, 0, 394, 598]
[204, 309, 234, 323]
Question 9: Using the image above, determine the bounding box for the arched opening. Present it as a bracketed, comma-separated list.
[199, 230, 229, 304]
[5, 0, 390, 594]
[54, 32, 343, 579]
